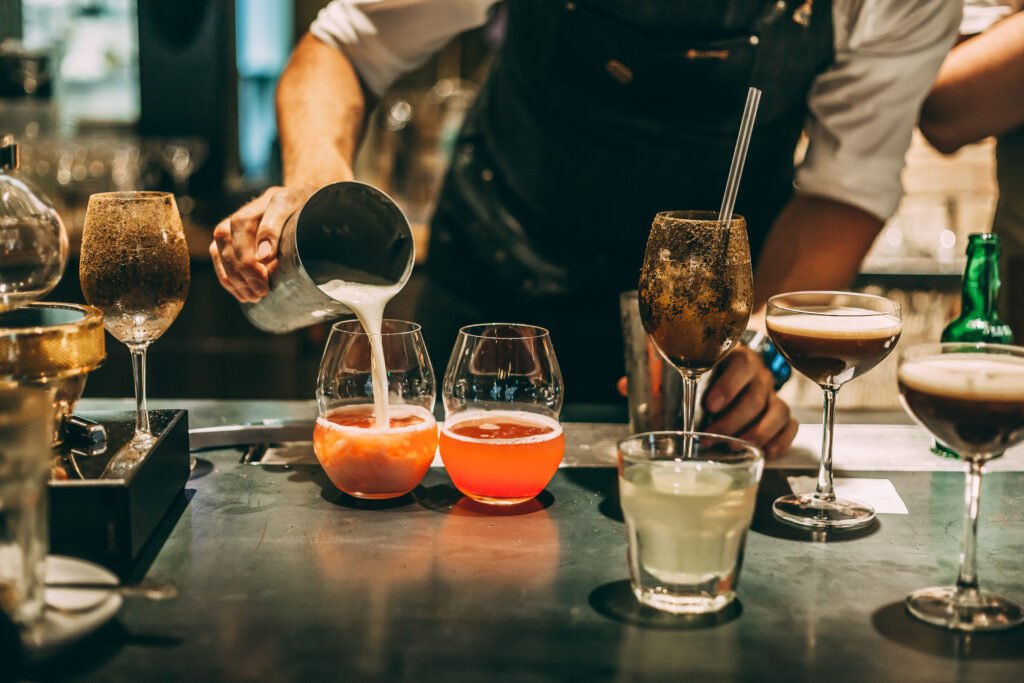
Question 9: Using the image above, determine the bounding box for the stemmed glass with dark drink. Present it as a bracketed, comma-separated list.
[766, 291, 902, 529]
[80, 192, 190, 445]
[898, 342, 1024, 631]
[637, 211, 753, 434]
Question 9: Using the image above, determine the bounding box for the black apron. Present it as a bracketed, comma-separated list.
[417, 0, 834, 402]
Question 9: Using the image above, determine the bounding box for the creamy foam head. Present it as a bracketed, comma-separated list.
[767, 307, 902, 339]
[899, 353, 1024, 401]
[442, 410, 563, 443]
[317, 404, 436, 434]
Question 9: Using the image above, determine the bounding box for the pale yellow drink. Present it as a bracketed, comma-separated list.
[619, 460, 758, 613]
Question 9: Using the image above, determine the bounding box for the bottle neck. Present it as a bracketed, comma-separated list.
[961, 244, 1001, 317]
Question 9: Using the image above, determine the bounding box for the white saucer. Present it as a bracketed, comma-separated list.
[21, 555, 123, 659]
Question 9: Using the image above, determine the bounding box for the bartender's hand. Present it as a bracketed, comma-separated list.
[703, 346, 797, 459]
[209, 185, 315, 303]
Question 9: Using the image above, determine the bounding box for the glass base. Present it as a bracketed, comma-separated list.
[772, 494, 875, 530]
[131, 430, 154, 449]
[464, 493, 535, 506]
[344, 489, 413, 500]
[633, 585, 735, 615]
[907, 586, 1024, 631]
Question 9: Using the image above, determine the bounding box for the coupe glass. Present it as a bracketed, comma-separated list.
[314, 319, 437, 499]
[766, 291, 902, 529]
[440, 323, 564, 505]
[897, 342, 1024, 631]
[637, 211, 753, 435]
[80, 192, 189, 446]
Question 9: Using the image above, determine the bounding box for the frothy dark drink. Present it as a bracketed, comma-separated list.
[638, 219, 752, 373]
[898, 353, 1024, 460]
[80, 194, 189, 344]
[766, 307, 902, 387]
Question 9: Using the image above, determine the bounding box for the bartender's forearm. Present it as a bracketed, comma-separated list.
[920, 12, 1024, 154]
[753, 195, 883, 311]
[276, 33, 367, 188]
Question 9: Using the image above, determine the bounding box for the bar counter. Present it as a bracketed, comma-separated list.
[28, 399, 1024, 682]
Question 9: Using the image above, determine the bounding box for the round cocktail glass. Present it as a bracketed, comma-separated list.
[637, 211, 753, 436]
[617, 432, 763, 614]
[440, 323, 564, 505]
[766, 291, 902, 529]
[314, 319, 437, 499]
[898, 342, 1024, 631]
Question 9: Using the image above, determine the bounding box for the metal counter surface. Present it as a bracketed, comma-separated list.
[29, 400, 1024, 682]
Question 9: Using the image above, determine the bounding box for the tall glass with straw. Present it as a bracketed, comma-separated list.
[637, 88, 761, 435]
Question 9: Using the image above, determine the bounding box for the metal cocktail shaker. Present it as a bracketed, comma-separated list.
[619, 291, 706, 433]
[242, 181, 414, 333]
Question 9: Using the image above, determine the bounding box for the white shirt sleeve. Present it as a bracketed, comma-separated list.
[962, 0, 1023, 35]
[796, 0, 962, 221]
[309, 0, 498, 97]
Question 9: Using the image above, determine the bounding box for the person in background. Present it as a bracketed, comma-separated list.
[211, 1, 959, 457]
[919, 0, 1024, 342]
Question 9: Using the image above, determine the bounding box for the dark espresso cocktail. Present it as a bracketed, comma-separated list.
[765, 292, 902, 531]
[898, 353, 1024, 460]
[897, 342, 1024, 632]
[766, 306, 902, 387]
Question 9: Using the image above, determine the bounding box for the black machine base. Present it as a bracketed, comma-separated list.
[48, 410, 190, 579]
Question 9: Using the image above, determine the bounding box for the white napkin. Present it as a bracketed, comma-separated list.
[773, 424, 1024, 472]
[786, 476, 909, 514]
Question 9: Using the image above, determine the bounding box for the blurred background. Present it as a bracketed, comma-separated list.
[0, 0, 1010, 410]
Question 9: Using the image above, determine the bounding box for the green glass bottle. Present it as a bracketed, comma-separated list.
[941, 233, 1014, 344]
[933, 233, 1013, 458]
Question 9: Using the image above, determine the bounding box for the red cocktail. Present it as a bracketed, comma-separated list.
[440, 410, 564, 505]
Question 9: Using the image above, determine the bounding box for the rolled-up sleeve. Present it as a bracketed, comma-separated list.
[796, 0, 961, 221]
[310, 0, 496, 97]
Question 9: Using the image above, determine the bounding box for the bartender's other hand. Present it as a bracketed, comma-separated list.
[703, 346, 797, 459]
[210, 186, 312, 303]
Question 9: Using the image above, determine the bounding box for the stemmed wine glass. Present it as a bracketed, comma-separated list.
[80, 192, 190, 446]
[440, 323, 564, 505]
[158, 138, 208, 216]
[637, 211, 753, 435]
[898, 342, 1024, 631]
[766, 291, 902, 529]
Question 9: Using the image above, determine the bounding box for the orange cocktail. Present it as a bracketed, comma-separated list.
[313, 404, 438, 499]
[439, 410, 565, 505]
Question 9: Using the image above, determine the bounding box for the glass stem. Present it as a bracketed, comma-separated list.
[955, 459, 985, 597]
[814, 387, 838, 502]
[681, 372, 700, 433]
[128, 342, 151, 437]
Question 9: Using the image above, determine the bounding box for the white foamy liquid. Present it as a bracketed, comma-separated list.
[441, 410, 563, 444]
[319, 279, 404, 426]
[899, 353, 1024, 401]
[766, 306, 902, 339]
[317, 404, 436, 435]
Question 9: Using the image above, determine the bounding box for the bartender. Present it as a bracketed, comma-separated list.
[211, 0, 957, 457]
[919, 0, 1024, 340]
